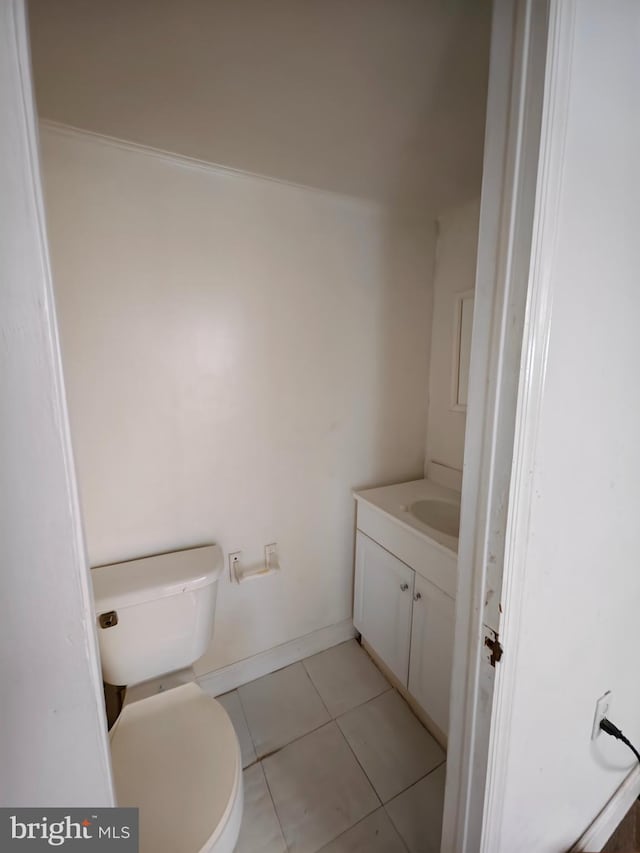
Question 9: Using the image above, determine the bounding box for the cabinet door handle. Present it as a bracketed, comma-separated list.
[413, 592, 422, 601]
[400, 583, 409, 592]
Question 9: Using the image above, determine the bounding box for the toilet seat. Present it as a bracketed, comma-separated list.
[110, 682, 243, 853]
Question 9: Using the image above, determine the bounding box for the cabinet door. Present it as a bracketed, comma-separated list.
[408, 573, 455, 736]
[354, 531, 414, 685]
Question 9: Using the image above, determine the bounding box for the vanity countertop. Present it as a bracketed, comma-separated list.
[354, 478, 461, 556]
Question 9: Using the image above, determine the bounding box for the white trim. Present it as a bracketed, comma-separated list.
[39, 119, 384, 214]
[480, 1, 575, 847]
[197, 619, 356, 697]
[442, 1, 551, 849]
[570, 767, 640, 852]
[1, 0, 114, 803]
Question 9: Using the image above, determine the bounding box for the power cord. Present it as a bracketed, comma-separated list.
[600, 717, 640, 766]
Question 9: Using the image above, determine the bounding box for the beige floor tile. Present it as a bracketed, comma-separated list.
[263, 722, 379, 853]
[385, 764, 447, 853]
[303, 640, 390, 718]
[337, 690, 445, 802]
[238, 662, 331, 758]
[318, 807, 406, 852]
[218, 690, 257, 768]
[235, 763, 287, 853]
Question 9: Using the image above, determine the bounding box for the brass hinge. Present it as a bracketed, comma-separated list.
[485, 633, 504, 667]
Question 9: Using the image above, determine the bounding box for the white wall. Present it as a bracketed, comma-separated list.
[28, 0, 491, 209]
[40, 125, 435, 676]
[425, 198, 480, 475]
[486, 1, 640, 849]
[0, 2, 112, 806]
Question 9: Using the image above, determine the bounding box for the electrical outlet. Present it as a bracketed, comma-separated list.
[229, 551, 241, 582]
[592, 691, 612, 740]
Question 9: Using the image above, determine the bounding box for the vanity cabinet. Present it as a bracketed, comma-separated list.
[408, 573, 456, 735]
[354, 531, 414, 684]
[353, 529, 456, 739]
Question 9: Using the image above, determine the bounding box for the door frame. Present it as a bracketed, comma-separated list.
[1, 0, 114, 805]
[442, 0, 553, 848]
[474, 1, 640, 848]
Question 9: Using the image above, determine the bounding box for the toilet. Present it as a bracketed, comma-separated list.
[92, 545, 243, 853]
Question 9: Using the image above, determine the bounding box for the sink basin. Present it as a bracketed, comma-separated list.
[410, 499, 460, 538]
[355, 478, 460, 557]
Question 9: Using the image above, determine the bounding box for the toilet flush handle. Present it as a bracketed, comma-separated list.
[98, 610, 118, 629]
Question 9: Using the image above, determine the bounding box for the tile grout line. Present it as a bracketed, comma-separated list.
[234, 687, 261, 758]
[245, 734, 445, 852]
[256, 717, 334, 762]
[382, 759, 448, 853]
[382, 803, 412, 853]
[334, 688, 409, 803]
[237, 649, 394, 763]
[250, 665, 393, 762]
[317, 807, 410, 853]
[247, 650, 388, 851]
[300, 656, 334, 720]
[230, 648, 440, 776]
[232, 644, 442, 852]
[236, 660, 331, 759]
[304, 720, 382, 853]
[331, 683, 393, 719]
[334, 689, 447, 805]
[333, 715, 383, 809]
[259, 721, 382, 853]
[257, 758, 290, 853]
[384, 757, 447, 805]
[302, 639, 393, 719]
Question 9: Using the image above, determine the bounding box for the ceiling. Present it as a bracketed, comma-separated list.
[28, 0, 491, 209]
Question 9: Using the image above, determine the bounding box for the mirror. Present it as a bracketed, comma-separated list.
[451, 290, 474, 410]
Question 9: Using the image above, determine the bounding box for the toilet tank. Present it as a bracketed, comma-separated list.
[92, 545, 223, 686]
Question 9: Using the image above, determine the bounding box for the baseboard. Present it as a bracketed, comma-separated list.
[197, 619, 356, 697]
[570, 765, 640, 851]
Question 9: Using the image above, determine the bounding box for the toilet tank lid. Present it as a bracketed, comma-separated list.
[91, 544, 223, 613]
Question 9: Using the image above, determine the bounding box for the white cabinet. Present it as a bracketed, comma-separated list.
[354, 529, 456, 738]
[353, 531, 414, 684]
[408, 573, 455, 735]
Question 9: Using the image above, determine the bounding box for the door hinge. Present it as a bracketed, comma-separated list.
[485, 632, 503, 667]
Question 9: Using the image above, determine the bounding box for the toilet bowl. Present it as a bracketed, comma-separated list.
[92, 545, 243, 853]
[110, 682, 242, 853]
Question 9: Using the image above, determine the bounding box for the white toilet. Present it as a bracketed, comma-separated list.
[92, 545, 243, 853]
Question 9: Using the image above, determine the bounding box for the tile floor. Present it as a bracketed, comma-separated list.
[218, 639, 446, 853]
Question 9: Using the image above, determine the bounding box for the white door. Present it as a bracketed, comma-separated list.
[408, 575, 455, 737]
[0, 0, 113, 805]
[354, 531, 414, 684]
[479, 2, 640, 850]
